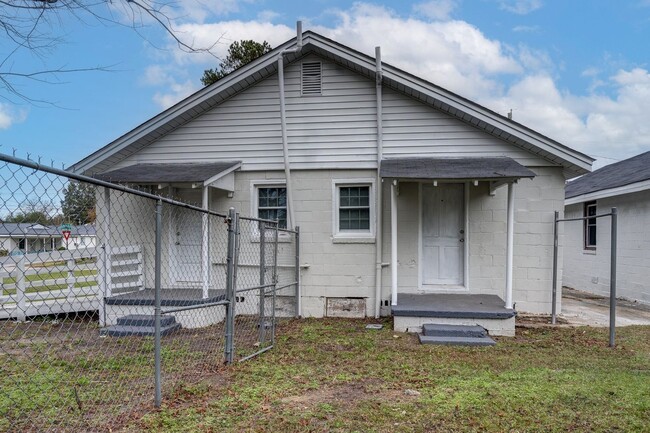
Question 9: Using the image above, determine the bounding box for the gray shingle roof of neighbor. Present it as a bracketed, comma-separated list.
[380, 157, 537, 180]
[0, 223, 96, 237]
[94, 161, 241, 183]
[565, 151, 650, 198]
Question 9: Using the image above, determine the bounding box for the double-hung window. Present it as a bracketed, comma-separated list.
[257, 186, 287, 229]
[333, 180, 375, 240]
[584, 201, 597, 250]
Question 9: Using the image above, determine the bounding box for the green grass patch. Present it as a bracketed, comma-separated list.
[1, 318, 649, 432]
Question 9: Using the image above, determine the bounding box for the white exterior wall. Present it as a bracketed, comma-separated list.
[564, 190, 650, 305]
[379, 167, 565, 314]
[101, 53, 569, 316]
[209, 170, 378, 318]
[0, 237, 15, 253]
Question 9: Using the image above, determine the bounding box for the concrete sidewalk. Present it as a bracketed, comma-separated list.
[560, 287, 650, 327]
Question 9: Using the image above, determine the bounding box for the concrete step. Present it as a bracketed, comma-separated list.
[418, 334, 496, 346]
[116, 314, 176, 327]
[423, 323, 487, 338]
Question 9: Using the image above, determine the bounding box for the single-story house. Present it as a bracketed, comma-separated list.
[69, 27, 593, 336]
[564, 150, 650, 306]
[0, 223, 97, 255]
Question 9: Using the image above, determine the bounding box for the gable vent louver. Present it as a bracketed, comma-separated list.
[301, 62, 322, 95]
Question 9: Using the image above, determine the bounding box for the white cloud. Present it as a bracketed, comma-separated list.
[413, 0, 458, 20]
[512, 24, 540, 32]
[0, 104, 27, 129]
[499, 0, 543, 15]
[142, 65, 199, 109]
[145, 1, 649, 168]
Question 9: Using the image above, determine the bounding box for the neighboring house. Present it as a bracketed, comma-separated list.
[0, 223, 96, 255]
[564, 151, 650, 306]
[69, 29, 593, 335]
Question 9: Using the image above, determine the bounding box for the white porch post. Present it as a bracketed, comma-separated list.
[505, 181, 515, 309]
[391, 180, 398, 306]
[201, 186, 210, 299]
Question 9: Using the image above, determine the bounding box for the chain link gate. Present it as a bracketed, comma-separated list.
[0, 152, 296, 432]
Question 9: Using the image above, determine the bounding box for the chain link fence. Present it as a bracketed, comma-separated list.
[0, 153, 298, 432]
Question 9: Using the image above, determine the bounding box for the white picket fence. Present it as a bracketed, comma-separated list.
[0, 245, 143, 320]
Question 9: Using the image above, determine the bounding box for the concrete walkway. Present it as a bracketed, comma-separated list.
[560, 287, 650, 327]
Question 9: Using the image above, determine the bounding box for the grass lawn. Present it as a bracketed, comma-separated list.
[1, 318, 649, 432]
[140, 318, 650, 433]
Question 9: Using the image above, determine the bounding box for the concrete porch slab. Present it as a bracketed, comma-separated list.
[392, 294, 516, 336]
[392, 294, 516, 319]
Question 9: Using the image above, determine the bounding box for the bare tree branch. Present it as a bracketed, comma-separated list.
[0, 0, 221, 103]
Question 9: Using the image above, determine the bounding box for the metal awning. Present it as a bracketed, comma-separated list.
[380, 157, 536, 181]
[95, 161, 241, 185]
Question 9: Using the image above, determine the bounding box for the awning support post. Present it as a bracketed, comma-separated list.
[201, 186, 210, 299]
[391, 180, 398, 306]
[505, 181, 515, 309]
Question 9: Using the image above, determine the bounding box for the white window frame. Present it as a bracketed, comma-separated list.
[584, 200, 597, 250]
[332, 179, 375, 242]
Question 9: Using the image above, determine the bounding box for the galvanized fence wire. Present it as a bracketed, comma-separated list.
[276, 227, 300, 319]
[0, 154, 297, 432]
[231, 216, 279, 361]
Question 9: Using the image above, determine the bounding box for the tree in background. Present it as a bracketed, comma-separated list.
[201, 40, 272, 86]
[62, 182, 96, 225]
[3, 199, 58, 224]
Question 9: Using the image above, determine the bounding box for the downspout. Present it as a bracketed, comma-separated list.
[278, 21, 303, 229]
[374, 46, 384, 318]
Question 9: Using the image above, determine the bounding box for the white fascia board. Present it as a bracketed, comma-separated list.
[203, 162, 242, 187]
[565, 178, 650, 205]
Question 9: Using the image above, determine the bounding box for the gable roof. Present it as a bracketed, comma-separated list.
[69, 31, 594, 177]
[565, 150, 650, 204]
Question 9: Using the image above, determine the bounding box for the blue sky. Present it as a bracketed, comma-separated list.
[1, 0, 650, 170]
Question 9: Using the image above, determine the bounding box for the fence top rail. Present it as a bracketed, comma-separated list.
[238, 215, 279, 226]
[0, 152, 227, 218]
[277, 227, 298, 235]
[556, 211, 615, 223]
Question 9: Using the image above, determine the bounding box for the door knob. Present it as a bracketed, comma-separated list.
[460, 239, 464, 242]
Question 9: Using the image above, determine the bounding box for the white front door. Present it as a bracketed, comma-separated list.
[421, 183, 465, 286]
[172, 208, 202, 286]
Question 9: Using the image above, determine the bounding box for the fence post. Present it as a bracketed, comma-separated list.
[609, 207, 617, 348]
[272, 222, 279, 346]
[258, 222, 266, 347]
[551, 211, 559, 325]
[224, 208, 238, 364]
[295, 226, 300, 319]
[154, 199, 163, 407]
[15, 255, 26, 322]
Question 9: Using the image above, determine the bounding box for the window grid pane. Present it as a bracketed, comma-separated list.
[338, 186, 370, 232]
[258, 187, 287, 228]
[584, 201, 597, 248]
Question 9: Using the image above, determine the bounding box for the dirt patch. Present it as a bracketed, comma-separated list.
[517, 314, 569, 326]
[279, 379, 418, 410]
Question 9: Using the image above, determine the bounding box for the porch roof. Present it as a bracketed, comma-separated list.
[380, 157, 536, 181]
[94, 161, 241, 184]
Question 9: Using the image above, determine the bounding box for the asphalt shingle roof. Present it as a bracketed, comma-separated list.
[95, 162, 241, 183]
[380, 157, 537, 180]
[566, 151, 650, 199]
[0, 224, 96, 237]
